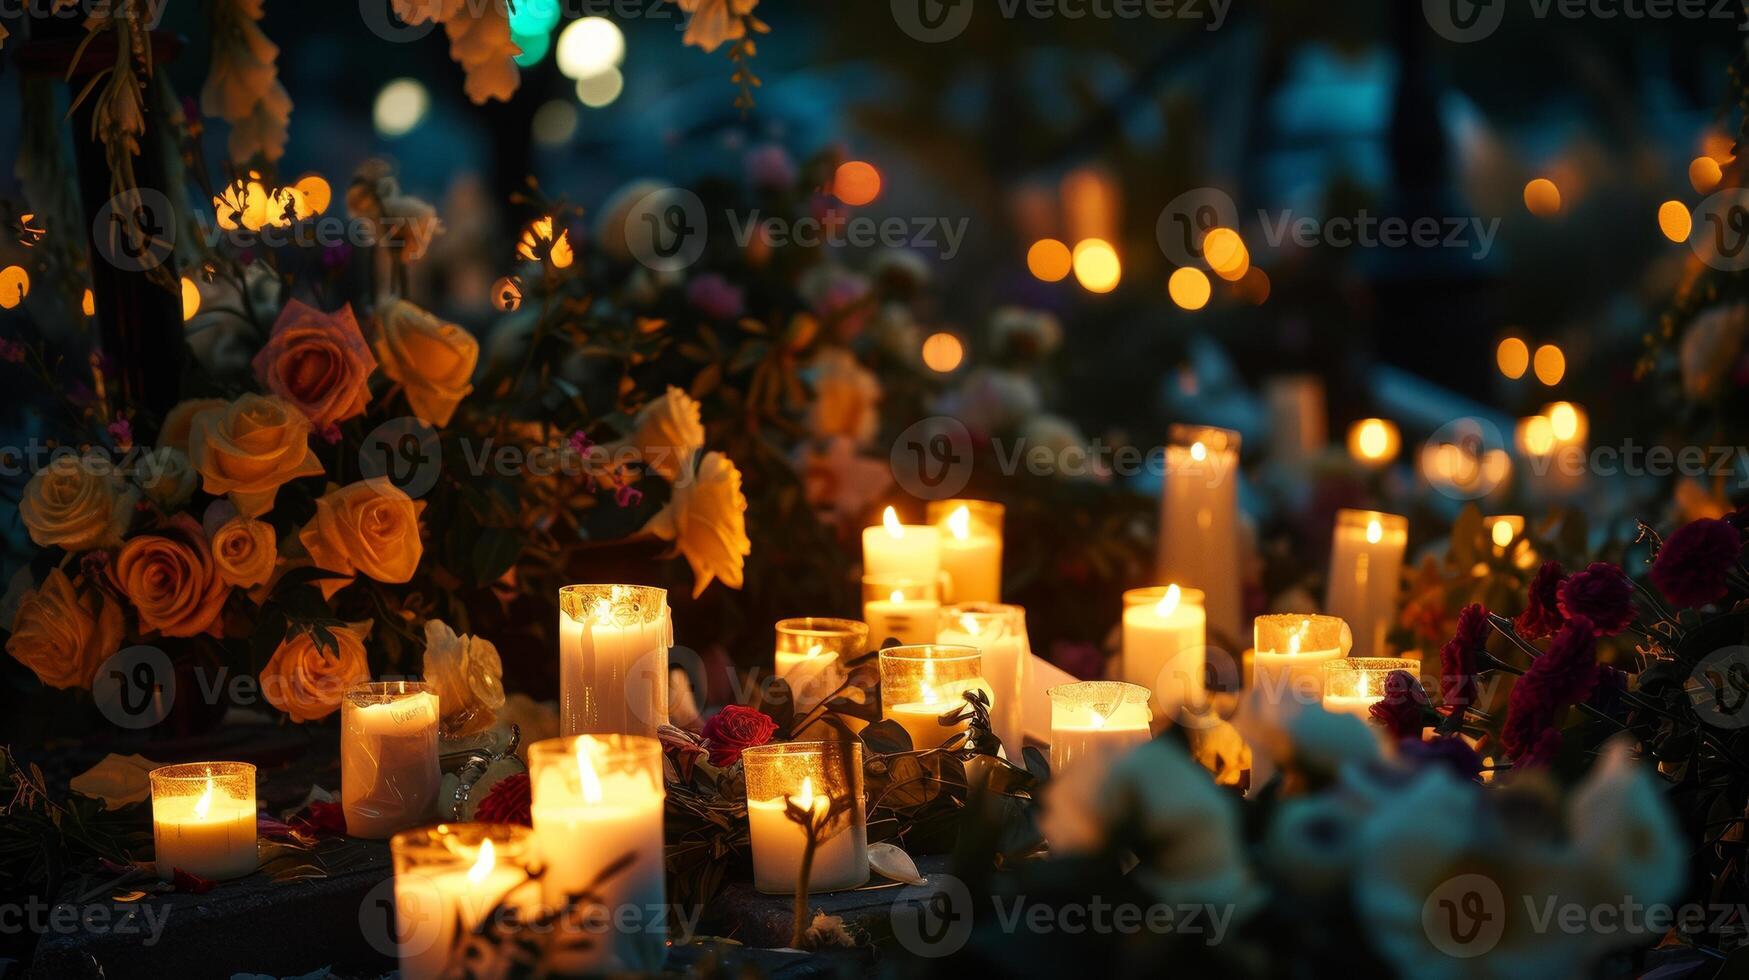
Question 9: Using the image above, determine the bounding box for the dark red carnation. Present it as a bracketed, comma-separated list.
[1515, 560, 1567, 640]
[1368, 669, 1430, 740]
[1651, 518, 1745, 609]
[1502, 616, 1599, 766]
[1556, 563, 1635, 636]
[701, 705, 778, 767]
[1439, 603, 1489, 707]
[474, 771, 531, 826]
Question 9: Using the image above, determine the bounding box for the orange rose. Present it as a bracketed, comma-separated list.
[298, 479, 425, 598]
[260, 621, 372, 722]
[211, 516, 278, 588]
[252, 300, 378, 429]
[189, 393, 324, 517]
[5, 569, 124, 690]
[113, 515, 229, 638]
[19, 453, 138, 552]
[374, 300, 478, 426]
[158, 398, 227, 453]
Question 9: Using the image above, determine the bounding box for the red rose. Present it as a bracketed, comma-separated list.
[474, 771, 531, 826]
[700, 705, 778, 767]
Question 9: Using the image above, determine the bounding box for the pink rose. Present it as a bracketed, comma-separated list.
[252, 300, 378, 429]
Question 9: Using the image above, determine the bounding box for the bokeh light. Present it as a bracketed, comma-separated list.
[508, 0, 562, 34]
[81, 288, 95, 316]
[557, 17, 625, 80]
[1533, 344, 1566, 385]
[1167, 267, 1210, 310]
[1072, 239, 1121, 293]
[1347, 418, 1401, 466]
[373, 78, 429, 138]
[1027, 239, 1072, 282]
[1523, 178, 1562, 216]
[180, 276, 201, 320]
[1496, 337, 1529, 379]
[1543, 401, 1588, 444]
[1690, 156, 1724, 194]
[833, 161, 881, 206]
[576, 68, 624, 108]
[1658, 200, 1692, 243]
[533, 100, 579, 145]
[1517, 415, 1556, 456]
[921, 332, 964, 373]
[0, 265, 29, 309]
[1202, 227, 1249, 281]
[1238, 266, 1270, 305]
[292, 174, 331, 216]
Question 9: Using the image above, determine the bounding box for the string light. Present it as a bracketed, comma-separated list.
[1167, 267, 1210, 310]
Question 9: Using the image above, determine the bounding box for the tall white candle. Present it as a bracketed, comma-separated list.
[149, 762, 257, 881]
[928, 500, 1003, 603]
[1324, 510, 1407, 660]
[743, 742, 868, 894]
[862, 575, 940, 646]
[862, 506, 941, 582]
[1156, 425, 1243, 645]
[936, 603, 1029, 758]
[1120, 585, 1207, 724]
[529, 735, 667, 974]
[342, 682, 441, 840]
[391, 826, 537, 980]
[559, 585, 670, 737]
[1047, 681, 1152, 777]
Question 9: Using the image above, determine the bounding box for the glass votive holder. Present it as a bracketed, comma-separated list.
[927, 499, 1005, 604]
[1321, 657, 1423, 723]
[936, 602, 1028, 757]
[1252, 614, 1352, 704]
[1047, 681, 1152, 775]
[527, 734, 668, 973]
[149, 761, 258, 881]
[558, 584, 671, 737]
[774, 618, 867, 710]
[861, 573, 941, 646]
[342, 680, 442, 839]
[390, 823, 539, 980]
[878, 644, 987, 750]
[742, 741, 869, 894]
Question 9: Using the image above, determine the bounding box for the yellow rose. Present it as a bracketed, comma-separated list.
[158, 398, 227, 453]
[112, 515, 230, 638]
[643, 450, 750, 597]
[20, 453, 138, 552]
[617, 386, 704, 480]
[374, 300, 478, 426]
[421, 619, 505, 737]
[807, 349, 881, 446]
[298, 479, 426, 598]
[5, 568, 124, 690]
[260, 621, 372, 723]
[211, 516, 278, 588]
[189, 393, 324, 517]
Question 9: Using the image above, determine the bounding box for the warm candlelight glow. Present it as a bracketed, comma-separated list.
[883, 506, 903, 538]
[879, 645, 988, 749]
[773, 618, 866, 710]
[1155, 583, 1182, 617]
[558, 584, 670, 738]
[1492, 519, 1516, 549]
[743, 741, 868, 894]
[193, 775, 215, 820]
[575, 738, 604, 805]
[927, 499, 1004, 603]
[889, 589, 904, 603]
[947, 504, 971, 540]
[467, 838, 496, 885]
[1047, 681, 1152, 777]
[1366, 519, 1383, 544]
[150, 761, 258, 882]
[390, 824, 537, 980]
[1190, 441, 1208, 462]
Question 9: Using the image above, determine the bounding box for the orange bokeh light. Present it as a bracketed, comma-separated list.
[833, 161, 882, 206]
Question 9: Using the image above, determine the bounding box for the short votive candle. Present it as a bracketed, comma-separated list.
[1322, 657, 1421, 723]
[935, 602, 1029, 758]
[342, 681, 441, 839]
[1252, 614, 1351, 705]
[862, 573, 941, 646]
[774, 618, 868, 710]
[927, 499, 1004, 604]
[743, 741, 869, 894]
[149, 762, 257, 881]
[390, 823, 538, 980]
[558, 584, 670, 738]
[878, 644, 988, 750]
[1047, 681, 1152, 775]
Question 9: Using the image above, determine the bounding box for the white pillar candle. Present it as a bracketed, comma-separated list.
[743, 742, 868, 894]
[149, 762, 257, 881]
[1322, 657, 1421, 727]
[878, 644, 988, 750]
[1324, 510, 1407, 661]
[936, 603, 1029, 758]
[1120, 585, 1207, 724]
[862, 506, 941, 582]
[390, 825, 537, 980]
[1156, 425, 1243, 646]
[528, 735, 667, 974]
[559, 585, 670, 737]
[928, 500, 1003, 603]
[342, 681, 441, 839]
[862, 574, 940, 646]
[774, 618, 868, 711]
[1047, 681, 1152, 777]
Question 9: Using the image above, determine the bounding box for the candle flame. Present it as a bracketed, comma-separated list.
[1286, 619, 1310, 656]
[1189, 441, 1208, 462]
[959, 613, 980, 636]
[889, 589, 904, 603]
[794, 776, 815, 807]
[804, 643, 823, 660]
[947, 504, 971, 540]
[193, 776, 215, 820]
[1090, 708, 1108, 730]
[574, 738, 604, 805]
[467, 838, 496, 885]
[883, 506, 903, 538]
[920, 680, 938, 705]
[1366, 519, 1383, 544]
[1155, 583, 1181, 616]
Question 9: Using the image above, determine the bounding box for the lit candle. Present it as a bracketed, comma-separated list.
[774, 618, 868, 711]
[1047, 681, 1152, 777]
[1322, 657, 1421, 726]
[743, 741, 869, 894]
[1324, 510, 1407, 660]
[342, 681, 441, 839]
[528, 735, 667, 974]
[1119, 585, 1207, 724]
[862, 574, 940, 646]
[879, 644, 989, 750]
[558, 584, 670, 738]
[149, 762, 257, 881]
[390, 824, 537, 980]
[936, 602, 1029, 758]
[862, 506, 941, 583]
[1346, 418, 1401, 468]
[1157, 425, 1243, 644]
[928, 499, 1003, 603]
[1252, 613, 1350, 706]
